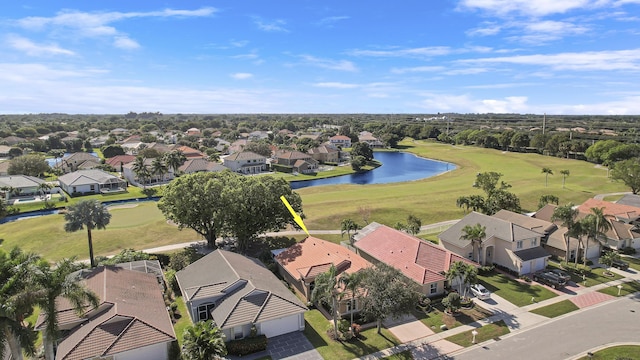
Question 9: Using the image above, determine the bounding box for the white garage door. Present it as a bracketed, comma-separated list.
[520, 261, 530, 275]
[586, 246, 600, 260]
[532, 258, 546, 273]
[260, 314, 301, 338]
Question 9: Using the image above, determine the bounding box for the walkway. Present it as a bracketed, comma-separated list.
[227, 332, 322, 360]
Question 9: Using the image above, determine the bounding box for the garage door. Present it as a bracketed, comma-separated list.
[586, 245, 600, 260]
[532, 259, 546, 273]
[260, 314, 301, 338]
[520, 261, 530, 274]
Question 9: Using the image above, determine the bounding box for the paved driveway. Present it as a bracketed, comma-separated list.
[228, 331, 322, 360]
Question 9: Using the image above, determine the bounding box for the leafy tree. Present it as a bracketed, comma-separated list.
[600, 251, 621, 273]
[585, 140, 622, 164]
[359, 263, 421, 334]
[560, 169, 570, 189]
[151, 157, 168, 183]
[473, 171, 510, 196]
[96, 248, 151, 266]
[8, 147, 23, 159]
[351, 155, 366, 171]
[406, 214, 422, 235]
[510, 132, 530, 151]
[542, 167, 553, 187]
[36, 258, 100, 360]
[340, 218, 360, 243]
[164, 150, 187, 174]
[244, 141, 273, 157]
[460, 224, 486, 264]
[63, 200, 112, 267]
[131, 156, 151, 186]
[311, 265, 340, 339]
[101, 144, 125, 158]
[611, 158, 640, 194]
[138, 147, 162, 159]
[551, 203, 579, 261]
[538, 194, 559, 209]
[484, 189, 521, 214]
[181, 320, 227, 360]
[581, 207, 612, 267]
[158, 171, 303, 250]
[8, 154, 50, 177]
[351, 142, 373, 161]
[339, 271, 364, 328]
[442, 292, 462, 314]
[446, 261, 477, 297]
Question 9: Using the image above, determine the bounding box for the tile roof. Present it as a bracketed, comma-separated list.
[176, 250, 307, 330]
[105, 155, 136, 167]
[531, 204, 558, 222]
[276, 151, 311, 160]
[0, 175, 45, 188]
[223, 151, 265, 161]
[493, 209, 556, 234]
[578, 198, 640, 221]
[275, 237, 371, 282]
[179, 158, 226, 173]
[329, 135, 351, 141]
[354, 223, 476, 285]
[52, 266, 175, 360]
[58, 169, 123, 187]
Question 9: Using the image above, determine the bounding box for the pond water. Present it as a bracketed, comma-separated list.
[289, 152, 455, 190]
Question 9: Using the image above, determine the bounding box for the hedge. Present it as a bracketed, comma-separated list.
[226, 335, 268, 356]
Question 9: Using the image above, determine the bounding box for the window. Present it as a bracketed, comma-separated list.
[531, 238, 537, 247]
[468, 252, 473, 259]
[570, 249, 576, 260]
[346, 301, 353, 312]
[90, 185, 95, 191]
[430, 283, 437, 294]
[198, 305, 208, 321]
[234, 327, 244, 340]
[516, 240, 523, 249]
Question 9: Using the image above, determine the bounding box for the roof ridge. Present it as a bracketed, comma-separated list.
[252, 292, 272, 323]
[101, 317, 136, 356]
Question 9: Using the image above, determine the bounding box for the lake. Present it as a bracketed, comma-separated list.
[289, 152, 455, 190]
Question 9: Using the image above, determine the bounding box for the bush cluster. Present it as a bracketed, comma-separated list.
[225, 335, 268, 356]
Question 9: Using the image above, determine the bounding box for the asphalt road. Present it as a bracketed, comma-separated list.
[451, 294, 640, 360]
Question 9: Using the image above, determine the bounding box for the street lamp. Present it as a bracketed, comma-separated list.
[617, 284, 623, 296]
[471, 329, 478, 344]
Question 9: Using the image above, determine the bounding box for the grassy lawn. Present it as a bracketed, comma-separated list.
[172, 296, 191, 345]
[548, 262, 624, 287]
[413, 301, 493, 333]
[529, 299, 579, 318]
[445, 320, 510, 347]
[11, 186, 149, 213]
[303, 310, 401, 360]
[577, 345, 640, 360]
[478, 271, 557, 307]
[623, 256, 640, 271]
[0, 202, 200, 261]
[597, 281, 640, 297]
[382, 350, 413, 359]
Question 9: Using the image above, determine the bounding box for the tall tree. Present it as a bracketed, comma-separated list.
[339, 271, 364, 328]
[351, 142, 373, 161]
[359, 264, 421, 334]
[131, 156, 150, 187]
[36, 259, 100, 360]
[7, 154, 50, 177]
[406, 214, 422, 235]
[151, 157, 168, 183]
[538, 194, 559, 210]
[340, 218, 359, 242]
[542, 167, 553, 187]
[181, 320, 227, 360]
[63, 200, 112, 267]
[611, 158, 640, 194]
[581, 207, 612, 267]
[551, 204, 579, 261]
[163, 150, 187, 174]
[560, 169, 570, 189]
[456, 196, 471, 214]
[311, 265, 340, 339]
[460, 224, 486, 265]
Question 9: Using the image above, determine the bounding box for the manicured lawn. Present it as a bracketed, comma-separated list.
[445, 320, 510, 347]
[382, 350, 413, 359]
[623, 256, 640, 271]
[548, 263, 624, 287]
[478, 272, 557, 307]
[172, 296, 191, 346]
[303, 310, 401, 360]
[0, 202, 200, 261]
[577, 345, 640, 360]
[529, 300, 579, 318]
[598, 281, 640, 297]
[11, 186, 149, 213]
[413, 301, 492, 333]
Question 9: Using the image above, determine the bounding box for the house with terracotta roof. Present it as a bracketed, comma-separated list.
[36, 266, 176, 360]
[275, 237, 371, 314]
[105, 154, 136, 171]
[222, 151, 267, 174]
[273, 151, 318, 174]
[439, 212, 550, 275]
[578, 198, 640, 225]
[176, 250, 307, 341]
[329, 135, 352, 148]
[169, 145, 205, 159]
[353, 223, 477, 297]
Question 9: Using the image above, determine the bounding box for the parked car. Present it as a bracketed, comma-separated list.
[470, 284, 491, 300]
[611, 259, 630, 271]
[548, 269, 571, 283]
[532, 271, 566, 289]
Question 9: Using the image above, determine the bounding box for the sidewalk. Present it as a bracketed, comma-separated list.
[354, 265, 640, 360]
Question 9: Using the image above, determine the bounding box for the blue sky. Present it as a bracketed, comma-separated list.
[2, 1, 640, 114]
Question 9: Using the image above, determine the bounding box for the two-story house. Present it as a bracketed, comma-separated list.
[329, 135, 352, 148]
[222, 151, 267, 174]
[308, 145, 340, 164]
[439, 212, 550, 275]
[273, 151, 318, 174]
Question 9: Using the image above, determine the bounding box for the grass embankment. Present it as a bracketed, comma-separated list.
[478, 272, 557, 307]
[445, 320, 510, 347]
[598, 281, 640, 297]
[298, 140, 627, 229]
[530, 300, 579, 318]
[577, 345, 640, 360]
[413, 301, 492, 333]
[0, 202, 199, 261]
[304, 310, 400, 360]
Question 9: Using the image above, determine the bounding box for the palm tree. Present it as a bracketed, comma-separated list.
[456, 196, 471, 214]
[0, 248, 41, 360]
[36, 258, 100, 360]
[164, 150, 186, 175]
[560, 169, 570, 189]
[538, 194, 559, 209]
[181, 320, 227, 360]
[151, 157, 168, 184]
[406, 214, 422, 235]
[63, 200, 112, 268]
[542, 167, 553, 187]
[38, 182, 52, 199]
[131, 156, 150, 187]
[582, 207, 612, 267]
[340, 218, 359, 244]
[311, 265, 340, 339]
[551, 204, 579, 261]
[445, 261, 465, 294]
[460, 224, 486, 265]
[339, 271, 363, 328]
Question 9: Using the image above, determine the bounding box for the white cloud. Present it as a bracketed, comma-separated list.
[349, 46, 452, 58]
[458, 0, 598, 17]
[317, 16, 350, 27]
[313, 82, 359, 89]
[298, 55, 358, 72]
[6, 34, 75, 56]
[459, 49, 640, 71]
[467, 22, 503, 36]
[254, 18, 289, 32]
[419, 93, 530, 113]
[230, 73, 253, 80]
[390, 66, 445, 74]
[113, 36, 140, 50]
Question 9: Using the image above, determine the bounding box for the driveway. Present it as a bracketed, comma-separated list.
[227, 331, 322, 360]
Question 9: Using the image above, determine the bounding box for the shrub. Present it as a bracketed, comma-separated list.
[478, 265, 495, 274]
[620, 247, 637, 255]
[351, 323, 362, 336]
[520, 275, 531, 283]
[226, 335, 268, 356]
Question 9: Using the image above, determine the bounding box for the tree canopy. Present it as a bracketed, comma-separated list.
[158, 171, 303, 250]
[8, 154, 50, 177]
[63, 200, 112, 267]
[611, 158, 640, 194]
[351, 142, 373, 161]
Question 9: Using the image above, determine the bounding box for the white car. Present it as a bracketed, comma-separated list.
[470, 284, 491, 300]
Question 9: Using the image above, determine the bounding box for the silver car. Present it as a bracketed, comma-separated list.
[470, 284, 491, 300]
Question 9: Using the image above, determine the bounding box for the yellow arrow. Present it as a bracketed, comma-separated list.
[280, 195, 309, 236]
